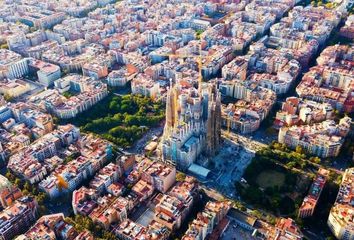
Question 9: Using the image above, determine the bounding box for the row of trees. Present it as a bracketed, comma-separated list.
[5, 170, 48, 216]
[299, 0, 337, 8]
[311, 0, 337, 8]
[260, 141, 320, 171]
[65, 215, 117, 240]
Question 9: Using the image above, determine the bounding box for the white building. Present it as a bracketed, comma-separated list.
[327, 168, 354, 240]
[0, 49, 29, 79]
[107, 68, 136, 87]
[28, 59, 61, 87]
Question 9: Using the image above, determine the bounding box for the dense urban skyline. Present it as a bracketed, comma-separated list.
[0, 0, 353, 240]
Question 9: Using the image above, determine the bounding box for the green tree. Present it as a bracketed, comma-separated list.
[65, 93, 165, 148]
[3, 94, 13, 102]
[32, 186, 39, 195]
[14, 178, 23, 188]
[176, 172, 186, 182]
[35, 192, 48, 204]
[5, 171, 15, 181]
[310, 156, 321, 164]
[22, 189, 29, 195]
[24, 182, 32, 192]
[0, 43, 8, 49]
[62, 91, 74, 99]
[295, 146, 303, 154]
[325, 2, 334, 8]
[195, 29, 204, 40]
[102, 231, 117, 240]
[251, 210, 263, 219]
[64, 152, 80, 164]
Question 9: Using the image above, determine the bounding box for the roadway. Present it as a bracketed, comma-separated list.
[128, 124, 164, 154]
[221, 130, 267, 152]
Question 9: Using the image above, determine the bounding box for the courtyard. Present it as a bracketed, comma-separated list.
[256, 170, 285, 189]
